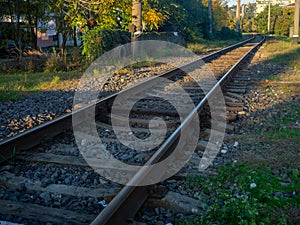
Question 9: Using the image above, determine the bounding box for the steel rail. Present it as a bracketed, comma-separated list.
[90, 35, 266, 225]
[0, 36, 255, 164]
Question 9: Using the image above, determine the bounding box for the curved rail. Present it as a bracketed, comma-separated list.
[0, 35, 255, 164]
[0, 35, 265, 225]
[90, 35, 266, 225]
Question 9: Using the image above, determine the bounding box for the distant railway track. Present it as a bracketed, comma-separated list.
[0, 35, 265, 225]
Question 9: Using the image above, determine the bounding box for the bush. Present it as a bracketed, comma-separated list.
[82, 28, 130, 61]
[44, 50, 67, 73]
[217, 27, 242, 40]
[66, 47, 84, 71]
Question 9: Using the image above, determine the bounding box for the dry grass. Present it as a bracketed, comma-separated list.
[272, 69, 300, 82]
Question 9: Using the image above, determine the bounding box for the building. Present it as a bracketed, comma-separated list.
[255, 0, 294, 14]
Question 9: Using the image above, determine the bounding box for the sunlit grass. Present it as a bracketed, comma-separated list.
[0, 71, 81, 102]
[264, 37, 300, 69]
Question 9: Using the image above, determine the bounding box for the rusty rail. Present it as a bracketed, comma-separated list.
[90, 35, 265, 225]
[0, 35, 255, 164]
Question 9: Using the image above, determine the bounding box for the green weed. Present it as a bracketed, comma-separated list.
[179, 163, 299, 225]
[51, 75, 60, 85]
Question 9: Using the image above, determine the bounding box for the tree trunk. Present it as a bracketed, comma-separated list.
[33, 6, 38, 49]
[8, 0, 16, 40]
[61, 28, 71, 56]
[26, 0, 37, 49]
[73, 27, 77, 47]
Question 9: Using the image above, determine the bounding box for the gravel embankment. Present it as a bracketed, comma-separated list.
[0, 56, 199, 141]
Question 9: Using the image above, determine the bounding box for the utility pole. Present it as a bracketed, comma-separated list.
[267, 0, 271, 33]
[208, 0, 213, 38]
[241, 4, 246, 31]
[292, 0, 299, 44]
[132, 0, 142, 34]
[236, 0, 241, 33]
[131, 0, 142, 56]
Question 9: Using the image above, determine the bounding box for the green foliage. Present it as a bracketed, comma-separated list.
[141, 32, 186, 46]
[0, 0, 48, 48]
[180, 163, 299, 225]
[274, 7, 294, 36]
[82, 28, 130, 61]
[51, 75, 60, 85]
[156, 0, 208, 41]
[1, 0, 238, 53]
[0, 59, 46, 73]
[255, 5, 294, 36]
[241, 3, 256, 32]
[217, 27, 242, 40]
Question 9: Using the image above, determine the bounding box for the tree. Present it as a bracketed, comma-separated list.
[155, 0, 208, 41]
[274, 6, 294, 36]
[241, 3, 256, 32]
[24, 0, 48, 49]
[255, 5, 294, 35]
[212, 0, 228, 31]
[0, 0, 48, 50]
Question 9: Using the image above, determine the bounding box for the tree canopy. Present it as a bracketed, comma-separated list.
[255, 5, 294, 35]
[0, 0, 239, 51]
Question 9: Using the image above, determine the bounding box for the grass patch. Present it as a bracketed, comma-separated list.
[0, 71, 81, 102]
[265, 72, 300, 83]
[266, 128, 300, 139]
[178, 163, 299, 225]
[187, 35, 249, 54]
[276, 86, 300, 92]
[277, 105, 300, 126]
[237, 100, 299, 167]
[263, 37, 300, 69]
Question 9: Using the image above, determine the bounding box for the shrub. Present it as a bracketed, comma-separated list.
[66, 47, 84, 71]
[82, 28, 130, 61]
[217, 27, 242, 40]
[44, 49, 67, 73]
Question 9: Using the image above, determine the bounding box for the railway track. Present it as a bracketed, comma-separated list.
[0, 35, 265, 225]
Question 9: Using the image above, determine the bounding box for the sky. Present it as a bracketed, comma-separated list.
[227, 0, 256, 7]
